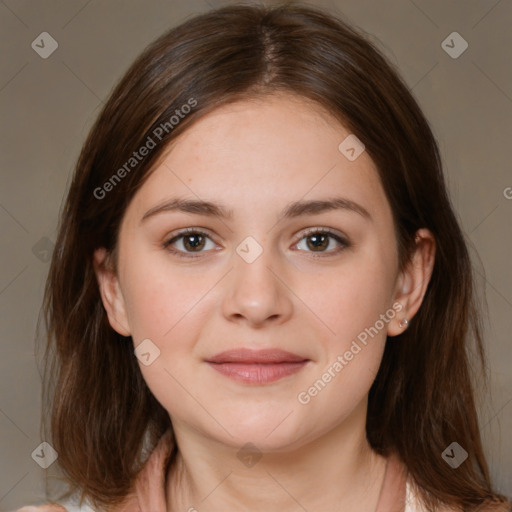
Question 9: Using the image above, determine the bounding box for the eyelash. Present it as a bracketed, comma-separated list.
[162, 227, 349, 260]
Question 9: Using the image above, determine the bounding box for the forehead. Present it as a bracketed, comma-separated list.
[124, 94, 390, 226]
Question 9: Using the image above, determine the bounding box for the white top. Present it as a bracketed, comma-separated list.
[405, 478, 429, 512]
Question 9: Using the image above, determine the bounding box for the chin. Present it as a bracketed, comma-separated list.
[213, 416, 306, 451]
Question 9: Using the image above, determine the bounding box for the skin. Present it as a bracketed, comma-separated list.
[94, 93, 435, 512]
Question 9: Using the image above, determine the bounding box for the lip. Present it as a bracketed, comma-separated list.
[205, 349, 310, 385]
[206, 348, 308, 364]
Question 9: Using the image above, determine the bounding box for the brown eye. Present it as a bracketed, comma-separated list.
[182, 233, 206, 251]
[305, 232, 330, 251]
[163, 229, 216, 258]
[295, 228, 349, 256]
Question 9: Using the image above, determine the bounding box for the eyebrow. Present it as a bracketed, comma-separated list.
[140, 196, 372, 224]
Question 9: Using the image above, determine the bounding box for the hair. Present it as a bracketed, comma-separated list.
[38, 2, 510, 511]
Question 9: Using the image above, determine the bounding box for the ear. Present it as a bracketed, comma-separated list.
[387, 228, 436, 337]
[93, 247, 131, 337]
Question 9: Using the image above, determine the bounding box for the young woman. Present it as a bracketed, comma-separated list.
[16, 3, 511, 512]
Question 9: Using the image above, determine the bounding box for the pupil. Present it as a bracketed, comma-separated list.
[185, 234, 204, 250]
[308, 234, 327, 251]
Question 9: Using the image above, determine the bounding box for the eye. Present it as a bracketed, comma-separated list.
[293, 227, 349, 256]
[163, 227, 349, 260]
[163, 228, 218, 259]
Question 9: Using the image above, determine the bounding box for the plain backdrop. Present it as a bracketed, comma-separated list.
[0, 0, 511, 509]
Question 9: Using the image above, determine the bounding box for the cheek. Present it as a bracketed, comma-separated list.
[306, 253, 396, 345]
[121, 254, 214, 385]
[121, 255, 212, 343]
[296, 265, 391, 417]
[317, 255, 395, 405]
[122, 263, 212, 418]
[296, 342, 384, 437]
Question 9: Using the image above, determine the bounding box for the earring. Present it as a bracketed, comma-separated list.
[399, 318, 409, 329]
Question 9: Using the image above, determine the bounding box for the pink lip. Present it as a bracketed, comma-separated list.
[206, 348, 307, 364]
[205, 349, 309, 385]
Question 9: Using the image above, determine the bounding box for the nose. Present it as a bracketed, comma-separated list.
[221, 239, 293, 328]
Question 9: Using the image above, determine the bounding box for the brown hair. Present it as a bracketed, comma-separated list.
[38, 2, 510, 511]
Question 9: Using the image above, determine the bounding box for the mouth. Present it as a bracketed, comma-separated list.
[205, 348, 310, 385]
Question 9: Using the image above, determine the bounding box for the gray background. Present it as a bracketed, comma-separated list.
[0, 0, 511, 509]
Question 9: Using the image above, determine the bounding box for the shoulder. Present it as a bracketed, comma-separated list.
[405, 478, 458, 512]
[404, 476, 442, 512]
[13, 499, 96, 512]
[405, 478, 511, 512]
[13, 506, 68, 512]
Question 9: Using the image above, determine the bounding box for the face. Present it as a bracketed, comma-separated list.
[94, 94, 419, 452]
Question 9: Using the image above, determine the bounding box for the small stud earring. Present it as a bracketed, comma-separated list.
[399, 318, 409, 329]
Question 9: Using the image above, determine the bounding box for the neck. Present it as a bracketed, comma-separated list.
[166, 398, 387, 512]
